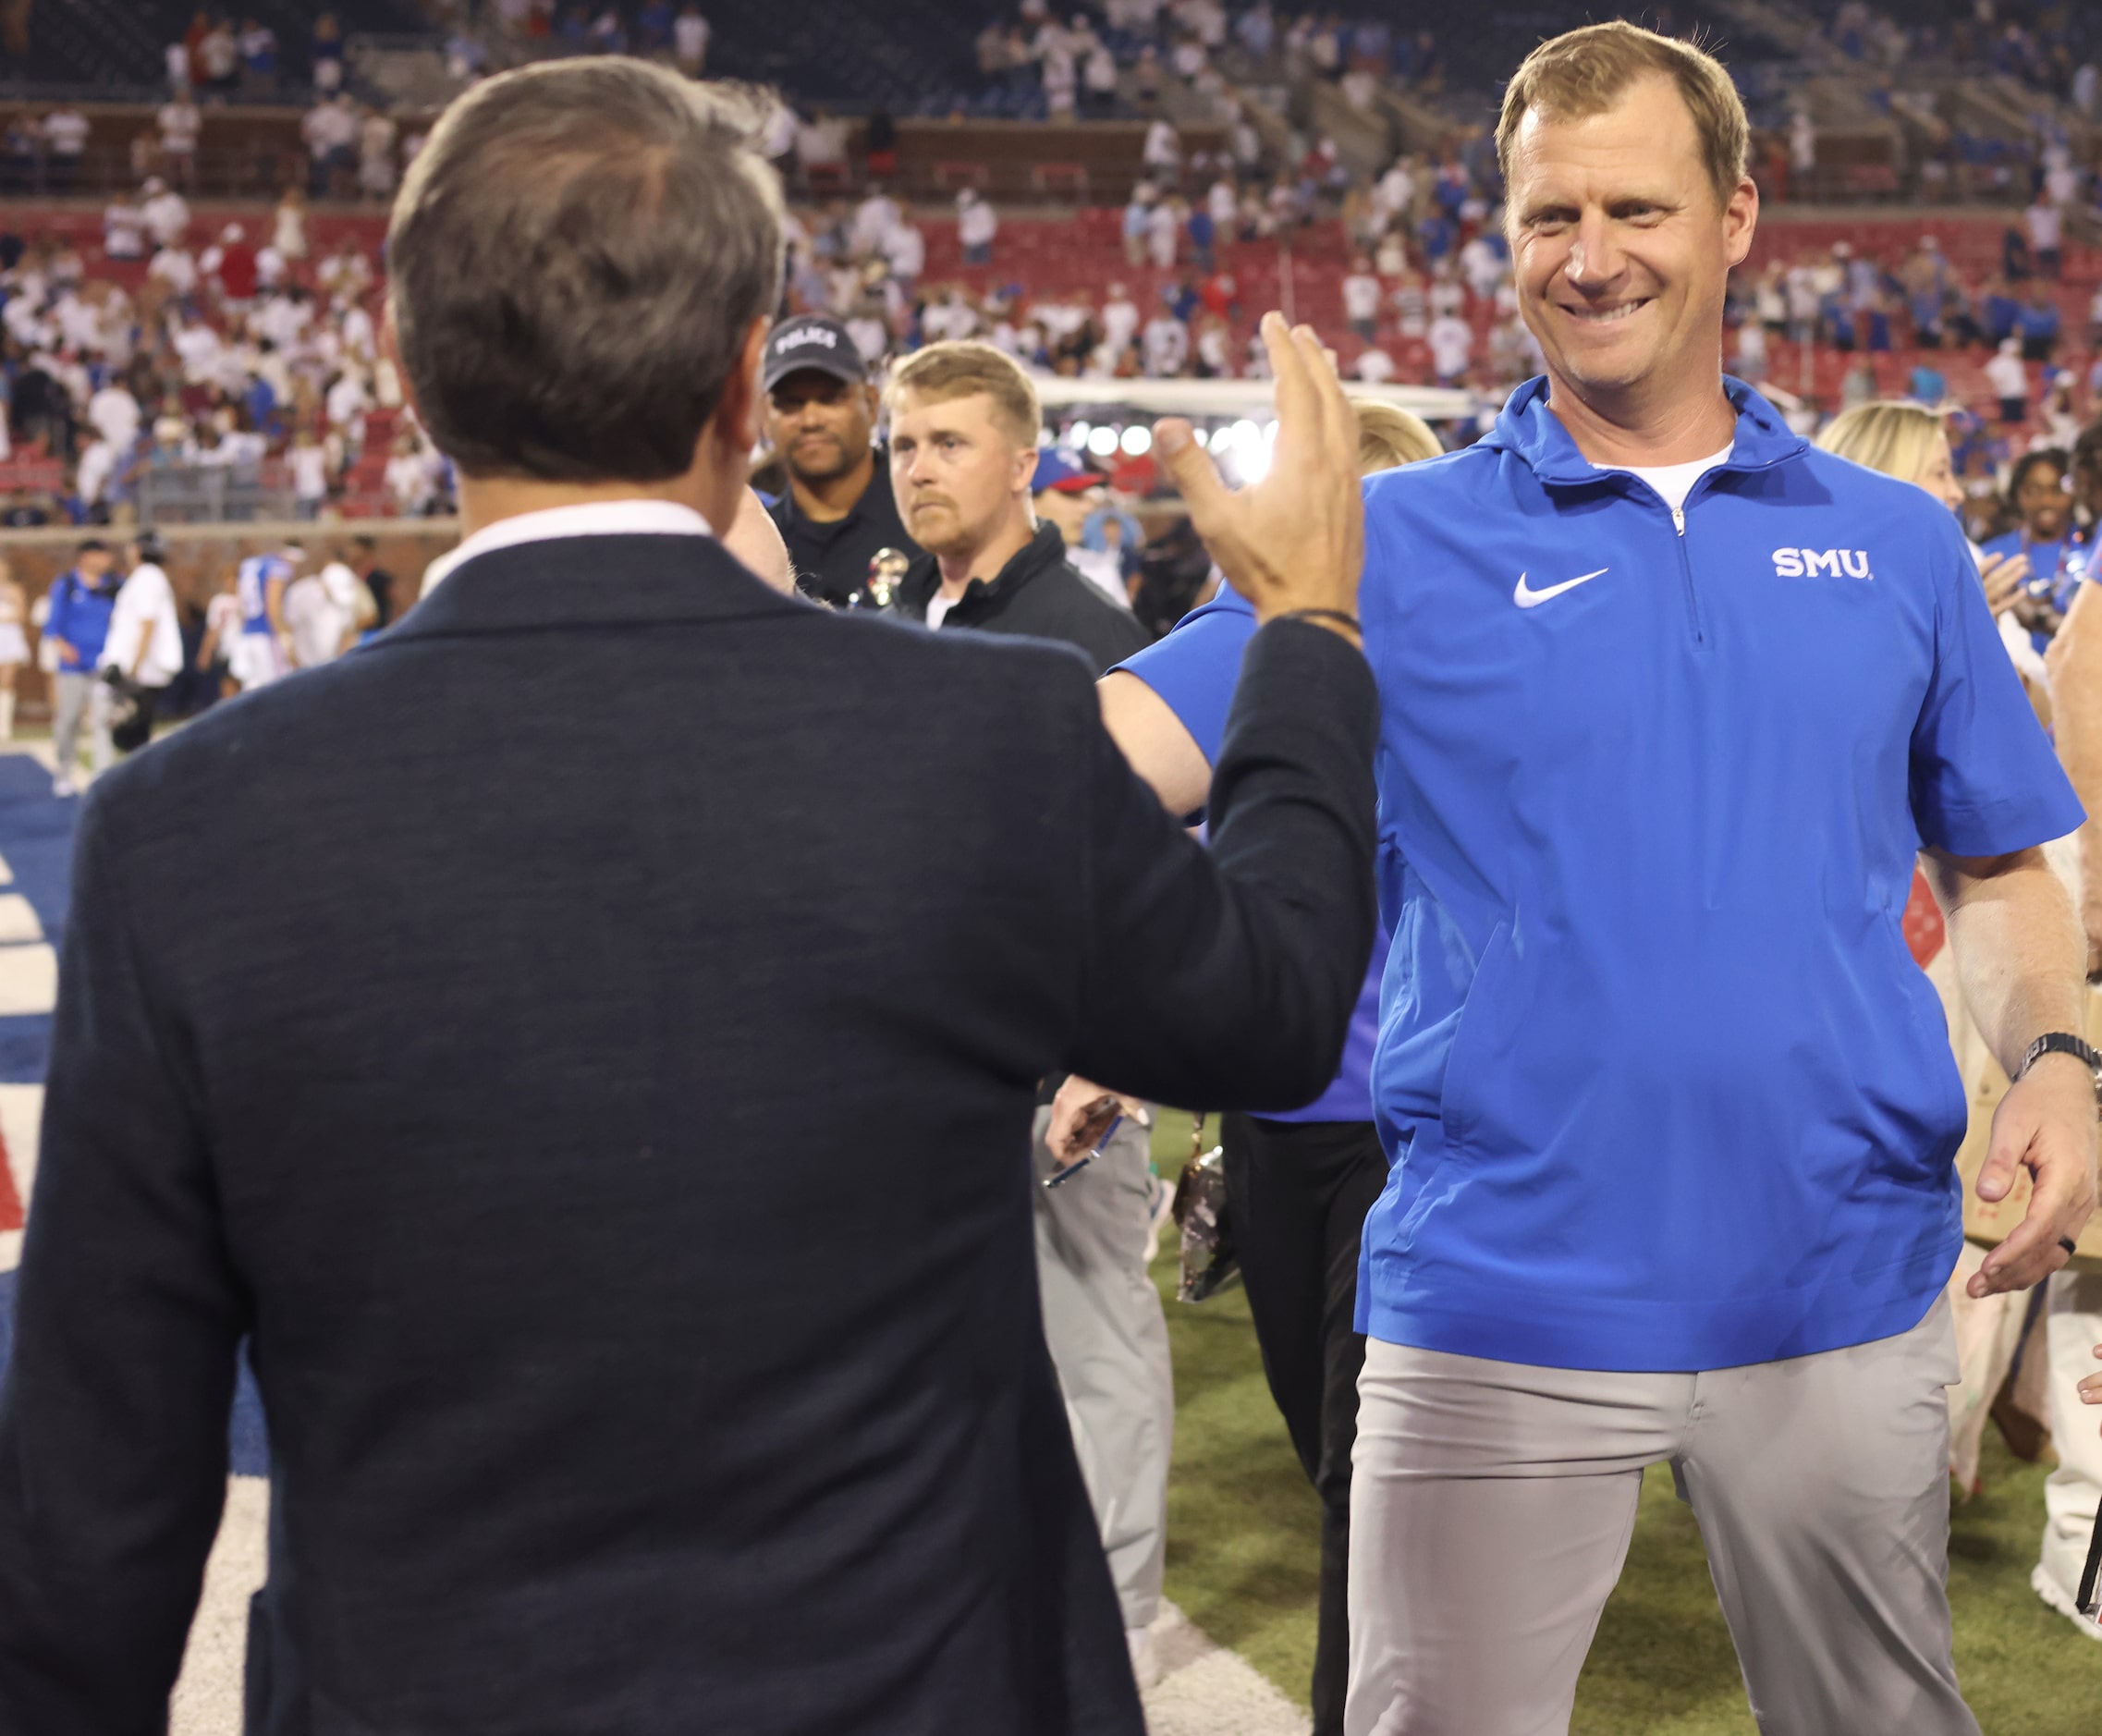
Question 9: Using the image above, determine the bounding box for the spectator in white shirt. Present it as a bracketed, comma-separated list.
[1146, 198, 1180, 269]
[958, 188, 998, 264]
[385, 431, 435, 516]
[156, 97, 201, 188]
[850, 188, 900, 256]
[1353, 345, 1396, 384]
[360, 108, 399, 201]
[1426, 309, 1473, 384]
[1986, 336, 2031, 424]
[284, 563, 355, 668]
[141, 177, 190, 247]
[1142, 310, 1188, 375]
[149, 245, 200, 299]
[100, 533, 184, 738]
[1342, 259, 1381, 339]
[1143, 116, 1179, 179]
[2025, 193, 2064, 281]
[86, 381, 141, 453]
[42, 108, 88, 192]
[674, 6, 711, 76]
[289, 426, 332, 519]
[1101, 283, 1140, 354]
[104, 195, 147, 261]
[883, 221, 925, 290]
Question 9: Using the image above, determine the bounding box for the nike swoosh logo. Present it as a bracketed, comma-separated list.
[1513, 567, 1608, 609]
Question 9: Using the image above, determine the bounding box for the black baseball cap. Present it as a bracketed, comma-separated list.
[763, 314, 867, 392]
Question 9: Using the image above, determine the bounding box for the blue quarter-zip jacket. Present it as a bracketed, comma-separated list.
[1356, 375, 2083, 1372]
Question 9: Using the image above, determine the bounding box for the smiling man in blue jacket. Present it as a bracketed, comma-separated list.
[1344, 24, 2100, 1736]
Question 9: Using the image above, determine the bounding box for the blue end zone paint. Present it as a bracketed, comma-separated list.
[0, 756, 270, 1476]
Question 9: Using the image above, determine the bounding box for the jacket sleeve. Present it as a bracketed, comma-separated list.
[0, 785, 246, 1734]
[1066, 617, 1380, 1111]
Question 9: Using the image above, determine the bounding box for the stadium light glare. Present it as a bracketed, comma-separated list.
[1229, 419, 1260, 452]
[1119, 426, 1152, 456]
[1086, 425, 1121, 458]
[1067, 421, 1091, 448]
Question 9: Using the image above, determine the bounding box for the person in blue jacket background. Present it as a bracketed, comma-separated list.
[40, 536, 118, 797]
[1342, 23, 2098, 1736]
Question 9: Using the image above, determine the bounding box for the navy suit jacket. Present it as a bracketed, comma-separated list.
[0, 532, 1377, 1734]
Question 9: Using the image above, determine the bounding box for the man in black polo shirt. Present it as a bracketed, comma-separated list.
[886, 340, 1146, 674]
[762, 312, 919, 608]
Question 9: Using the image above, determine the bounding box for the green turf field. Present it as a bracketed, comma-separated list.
[1148, 1110, 2102, 1733]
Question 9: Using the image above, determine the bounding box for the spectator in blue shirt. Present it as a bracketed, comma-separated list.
[2019, 287, 2063, 361]
[1984, 279, 2023, 343]
[42, 537, 118, 796]
[1909, 359, 1948, 404]
[1984, 447, 2078, 650]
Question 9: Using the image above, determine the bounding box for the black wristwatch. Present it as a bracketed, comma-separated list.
[2015, 1032, 2102, 1119]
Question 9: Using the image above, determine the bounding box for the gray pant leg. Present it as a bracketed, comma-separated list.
[1676, 1295, 1979, 1736]
[50, 671, 88, 777]
[1031, 1105, 1172, 1632]
[1346, 1338, 1681, 1736]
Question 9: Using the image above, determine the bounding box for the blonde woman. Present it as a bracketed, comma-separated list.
[0, 556, 25, 739]
[1043, 398, 1441, 1720]
[1818, 400, 2032, 624]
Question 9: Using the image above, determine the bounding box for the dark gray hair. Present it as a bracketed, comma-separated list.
[386, 58, 784, 483]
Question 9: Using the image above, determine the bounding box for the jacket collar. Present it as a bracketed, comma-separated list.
[384, 533, 820, 642]
[898, 520, 1067, 618]
[1480, 373, 1807, 488]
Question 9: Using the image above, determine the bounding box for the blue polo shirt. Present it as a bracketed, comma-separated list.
[1115, 581, 1387, 1124]
[1357, 376, 2083, 1372]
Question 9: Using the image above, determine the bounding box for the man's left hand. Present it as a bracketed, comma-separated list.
[1970, 1051, 2099, 1296]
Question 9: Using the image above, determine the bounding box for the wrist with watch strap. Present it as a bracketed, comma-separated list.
[2014, 1031, 2102, 1112]
[2011, 1032, 2102, 1261]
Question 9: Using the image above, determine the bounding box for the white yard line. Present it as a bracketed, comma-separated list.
[1143, 1601, 1313, 1736]
[169, 1477, 269, 1736]
[0, 944, 55, 1017]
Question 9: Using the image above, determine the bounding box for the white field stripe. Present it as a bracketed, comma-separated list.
[0, 945, 55, 1016]
[0, 894, 43, 945]
[169, 1475, 270, 1736]
[1143, 1602, 1312, 1736]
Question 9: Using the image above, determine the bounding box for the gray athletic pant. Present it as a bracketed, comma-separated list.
[50, 670, 110, 780]
[1347, 1296, 1976, 1736]
[1031, 1104, 1173, 1632]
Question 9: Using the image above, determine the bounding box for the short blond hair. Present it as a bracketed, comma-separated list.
[885, 340, 1042, 447]
[1497, 21, 1748, 214]
[1815, 400, 1948, 485]
[1350, 399, 1443, 474]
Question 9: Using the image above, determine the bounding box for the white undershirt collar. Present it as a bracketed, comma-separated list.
[420, 499, 714, 598]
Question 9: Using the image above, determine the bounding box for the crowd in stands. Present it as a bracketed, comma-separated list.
[0, 176, 453, 528]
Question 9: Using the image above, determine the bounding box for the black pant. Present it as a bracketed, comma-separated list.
[1220, 1113, 1387, 1736]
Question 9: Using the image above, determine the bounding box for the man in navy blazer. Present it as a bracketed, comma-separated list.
[0, 57, 1380, 1736]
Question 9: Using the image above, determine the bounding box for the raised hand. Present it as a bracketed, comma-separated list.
[1149, 311, 1363, 636]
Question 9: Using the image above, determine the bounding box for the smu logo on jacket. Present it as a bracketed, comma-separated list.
[1773, 547, 1875, 580]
